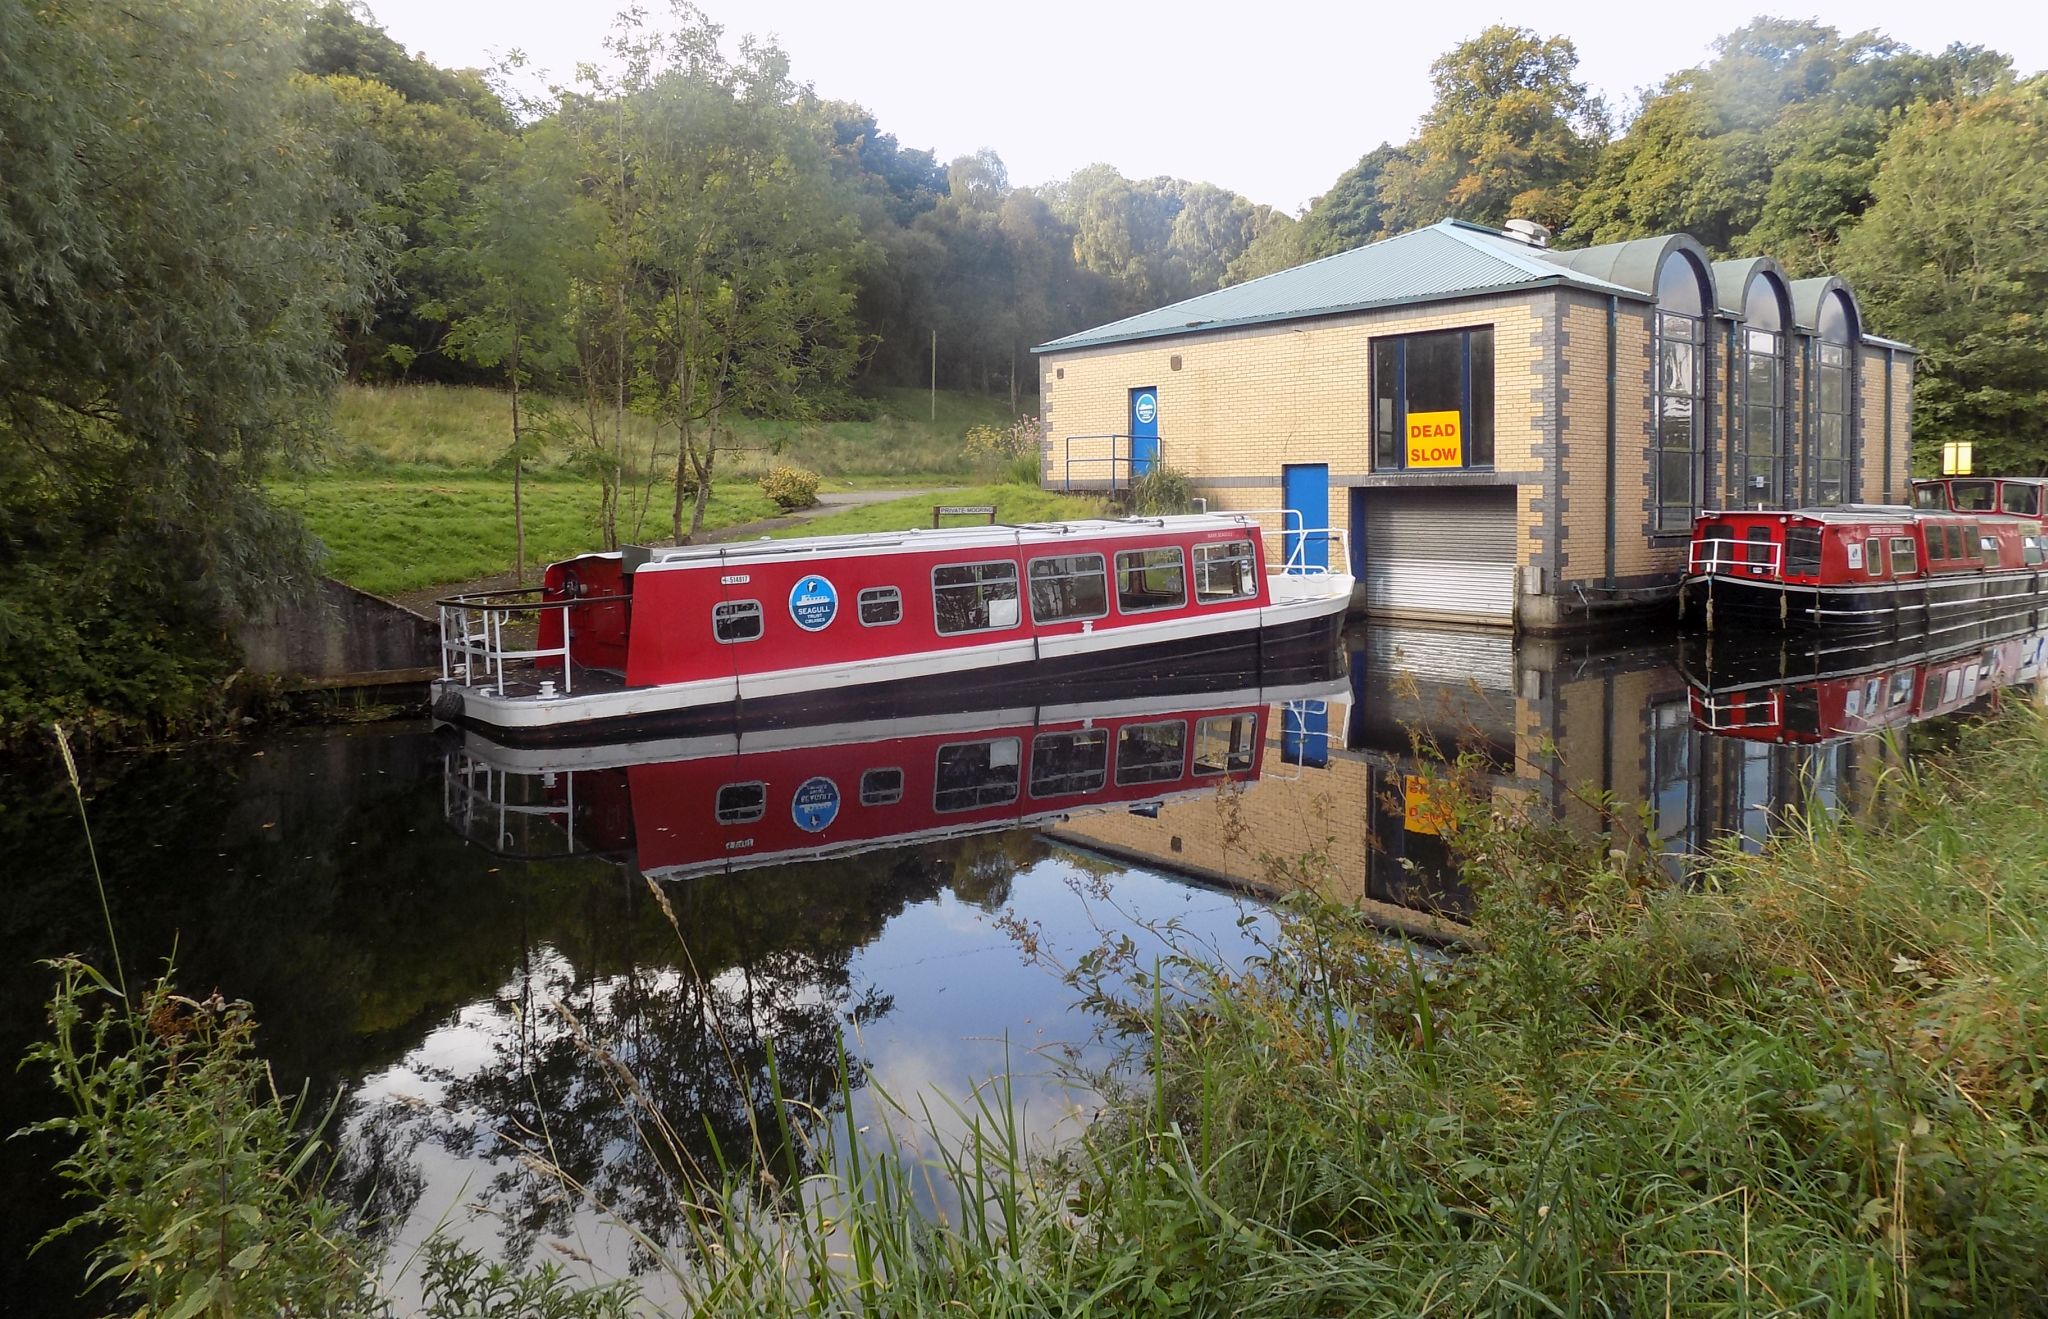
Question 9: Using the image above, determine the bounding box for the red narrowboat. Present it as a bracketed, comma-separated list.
[1680, 498, 2047, 634]
[441, 681, 1346, 879]
[432, 514, 1352, 744]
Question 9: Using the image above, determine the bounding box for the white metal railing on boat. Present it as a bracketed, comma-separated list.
[1689, 537, 1782, 577]
[436, 586, 620, 694]
[1231, 508, 1352, 579]
[1691, 689, 1781, 732]
[443, 751, 585, 857]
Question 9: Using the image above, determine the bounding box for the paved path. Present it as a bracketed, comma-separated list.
[391, 486, 946, 617]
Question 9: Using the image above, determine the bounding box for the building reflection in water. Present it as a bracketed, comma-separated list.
[1052, 620, 2048, 925]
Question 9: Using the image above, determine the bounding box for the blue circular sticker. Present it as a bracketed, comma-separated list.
[791, 776, 840, 833]
[1134, 392, 1157, 425]
[789, 574, 837, 631]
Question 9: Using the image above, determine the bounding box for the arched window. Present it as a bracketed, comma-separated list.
[1654, 252, 1710, 532]
[1811, 291, 1856, 505]
[1733, 273, 1788, 508]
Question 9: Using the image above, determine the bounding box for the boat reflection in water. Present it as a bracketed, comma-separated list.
[442, 680, 1352, 877]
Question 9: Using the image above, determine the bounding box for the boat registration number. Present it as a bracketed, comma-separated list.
[722, 574, 751, 585]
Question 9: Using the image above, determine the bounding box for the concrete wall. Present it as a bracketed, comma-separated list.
[237, 578, 438, 680]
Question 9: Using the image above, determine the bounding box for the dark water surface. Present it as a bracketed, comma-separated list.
[4, 619, 2043, 1313]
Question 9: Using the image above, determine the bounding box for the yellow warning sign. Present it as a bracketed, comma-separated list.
[1406, 410, 1463, 468]
[1403, 774, 1455, 836]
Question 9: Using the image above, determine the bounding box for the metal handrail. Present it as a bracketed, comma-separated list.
[1691, 689, 1781, 732]
[435, 586, 627, 695]
[1228, 507, 1352, 578]
[443, 752, 588, 858]
[1060, 433, 1162, 495]
[1689, 537, 1782, 576]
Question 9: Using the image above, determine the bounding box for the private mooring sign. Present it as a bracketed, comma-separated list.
[1406, 410, 1462, 469]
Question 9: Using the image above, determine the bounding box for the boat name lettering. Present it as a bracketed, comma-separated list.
[725, 838, 754, 851]
[721, 574, 751, 585]
[792, 776, 841, 833]
[788, 574, 838, 631]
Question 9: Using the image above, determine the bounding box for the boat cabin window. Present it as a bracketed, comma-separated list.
[713, 600, 764, 643]
[1029, 729, 1109, 798]
[1949, 480, 1995, 511]
[715, 782, 766, 825]
[860, 768, 903, 806]
[1115, 547, 1187, 613]
[932, 562, 1021, 634]
[1888, 670, 1914, 707]
[1913, 485, 1946, 510]
[934, 738, 1021, 812]
[1028, 554, 1109, 624]
[1193, 715, 1258, 775]
[1981, 535, 2002, 568]
[1890, 537, 1919, 576]
[858, 587, 902, 627]
[1745, 526, 1773, 567]
[1194, 539, 1259, 603]
[2026, 536, 2046, 568]
[2001, 483, 2042, 516]
[1862, 537, 1884, 577]
[1784, 527, 1821, 576]
[1115, 720, 1187, 786]
[1945, 525, 1967, 561]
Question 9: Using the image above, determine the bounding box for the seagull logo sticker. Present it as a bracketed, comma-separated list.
[791, 776, 841, 833]
[788, 574, 837, 631]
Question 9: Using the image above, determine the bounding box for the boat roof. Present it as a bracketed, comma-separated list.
[1701, 503, 2032, 526]
[1913, 474, 2048, 485]
[631, 512, 1271, 568]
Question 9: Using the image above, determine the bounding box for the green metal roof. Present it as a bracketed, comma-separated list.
[1033, 219, 1646, 355]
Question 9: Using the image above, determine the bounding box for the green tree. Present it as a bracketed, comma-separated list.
[425, 119, 596, 582]
[0, 0, 386, 733]
[1378, 26, 1607, 233]
[1836, 82, 2048, 474]
[619, 5, 866, 542]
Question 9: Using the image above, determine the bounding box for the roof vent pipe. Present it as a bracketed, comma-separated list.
[1503, 218, 1551, 248]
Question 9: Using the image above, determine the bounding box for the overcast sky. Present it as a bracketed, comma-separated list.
[361, 0, 2048, 214]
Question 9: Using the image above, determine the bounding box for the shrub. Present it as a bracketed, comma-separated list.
[757, 465, 822, 511]
[964, 415, 1043, 466]
[1127, 465, 1196, 515]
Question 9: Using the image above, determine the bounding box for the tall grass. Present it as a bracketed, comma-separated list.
[324, 384, 1023, 482]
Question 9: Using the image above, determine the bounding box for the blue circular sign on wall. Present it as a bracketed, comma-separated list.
[788, 574, 838, 631]
[1134, 393, 1157, 425]
[791, 776, 841, 833]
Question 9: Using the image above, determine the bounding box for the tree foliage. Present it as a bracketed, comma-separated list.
[1837, 83, 2048, 471]
[0, 0, 387, 734]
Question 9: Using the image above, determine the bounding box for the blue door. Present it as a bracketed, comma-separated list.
[1281, 701, 1330, 768]
[1281, 463, 1330, 571]
[1128, 387, 1160, 478]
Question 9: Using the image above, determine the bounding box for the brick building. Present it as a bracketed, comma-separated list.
[1034, 220, 1918, 631]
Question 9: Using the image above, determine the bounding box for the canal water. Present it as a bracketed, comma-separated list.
[3, 618, 2043, 1313]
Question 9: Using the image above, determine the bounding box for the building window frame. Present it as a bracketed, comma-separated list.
[1371, 325, 1495, 473]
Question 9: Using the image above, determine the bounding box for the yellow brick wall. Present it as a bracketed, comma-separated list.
[1890, 354, 1915, 488]
[1039, 293, 1548, 559]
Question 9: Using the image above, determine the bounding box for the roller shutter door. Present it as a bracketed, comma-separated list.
[1363, 489, 1517, 626]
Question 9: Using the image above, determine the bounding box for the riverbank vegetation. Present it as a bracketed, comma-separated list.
[28, 704, 2048, 1313]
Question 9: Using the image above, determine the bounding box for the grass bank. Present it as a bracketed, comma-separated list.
[326, 383, 1019, 482]
[37, 708, 2048, 1313]
[281, 384, 1034, 595]
[269, 476, 779, 597]
[769, 481, 1102, 538]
